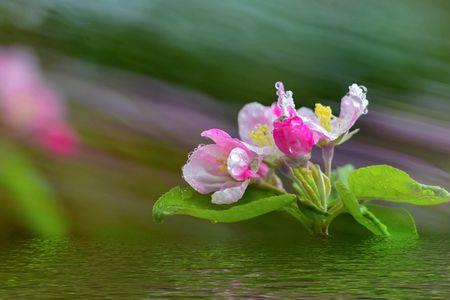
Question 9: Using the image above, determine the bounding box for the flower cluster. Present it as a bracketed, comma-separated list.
[0, 47, 78, 156]
[183, 81, 368, 204]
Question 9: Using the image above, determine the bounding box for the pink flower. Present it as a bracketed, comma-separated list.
[237, 82, 304, 159]
[271, 81, 316, 158]
[37, 122, 78, 156]
[297, 83, 368, 144]
[273, 116, 315, 158]
[0, 47, 78, 156]
[237, 102, 281, 158]
[182, 129, 266, 204]
[273, 81, 296, 118]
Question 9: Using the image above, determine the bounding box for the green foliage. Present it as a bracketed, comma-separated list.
[335, 182, 390, 236]
[0, 144, 67, 236]
[153, 164, 446, 238]
[329, 164, 355, 202]
[331, 164, 354, 187]
[348, 165, 450, 205]
[365, 204, 417, 237]
[281, 203, 315, 235]
[153, 186, 296, 224]
[335, 182, 418, 237]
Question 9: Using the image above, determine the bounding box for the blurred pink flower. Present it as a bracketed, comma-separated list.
[0, 47, 78, 156]
[182, 129, 266, 204]
[37, 122, 78, 156]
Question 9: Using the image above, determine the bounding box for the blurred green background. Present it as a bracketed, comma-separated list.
[0, 0, 449, 238]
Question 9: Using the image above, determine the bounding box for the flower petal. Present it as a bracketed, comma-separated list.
[272, 116, 315, 158]
[201, 128, 246, 153]
[257, 162, 269, 178]
[227, 147, 252, 181]
[201, 128, 231, 142]
[332, 83, 368, 137]
[297, 107, 331, 142]
[211, 180, 249, 204]
[297, 107, 317, 122]
[275, 81, 296, 117]
[238, 102, 274, 145]
[182, 144, 230, 194]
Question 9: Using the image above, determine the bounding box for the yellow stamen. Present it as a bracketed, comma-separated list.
[249, 124, 273, 147]
[218, 164, 228, 172]
[314, 103, 332, 131]
[217, 155, 228, 172]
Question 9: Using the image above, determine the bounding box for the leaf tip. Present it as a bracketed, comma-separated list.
[152, 186, 183, 224]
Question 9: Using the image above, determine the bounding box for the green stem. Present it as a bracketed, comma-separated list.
[324, 201, 345, 228]
[313, 219, 329, 237]
[256, 181, 285, 195]
[361, 207, 390, 236]
[328, 200, 344, 216]
[322, 144, 334, 178]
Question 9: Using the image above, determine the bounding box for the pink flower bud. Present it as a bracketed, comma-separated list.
[273, 116, 315, 158]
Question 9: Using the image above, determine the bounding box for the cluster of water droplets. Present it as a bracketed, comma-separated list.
[275, 81, 295, 117]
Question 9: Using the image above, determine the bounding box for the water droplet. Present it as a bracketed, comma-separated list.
[275, 81, 283, 90]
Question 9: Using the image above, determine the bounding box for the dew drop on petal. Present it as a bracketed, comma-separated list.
[275, 81, 283, 90]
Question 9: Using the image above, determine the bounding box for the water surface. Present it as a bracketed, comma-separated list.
[1, 232, 449, 299]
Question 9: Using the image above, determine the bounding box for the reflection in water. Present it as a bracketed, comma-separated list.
[0, 235, 449, 299]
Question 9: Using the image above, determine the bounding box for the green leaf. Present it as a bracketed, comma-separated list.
[281, 203, 315, 235]
[0, 143, 67, 236]
[331, 164, 354, 186]
[329, 164, 355, 204]
[335, 182, 390, 236]
[365, 204, 417, 237]
[153, 186, 296, 223]
[334, 129, 359, 145]
[348, 165, 450, 205]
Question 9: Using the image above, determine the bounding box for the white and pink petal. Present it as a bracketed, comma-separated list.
[333, 83, 368, 136]
[182, 144, 230, 194]
[298, 107, 333, 142]
[211, 180, 250, 205]
[201, 128, 248, 154]
[227, 147, 252, 181]
[238, 102, 274, 145]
